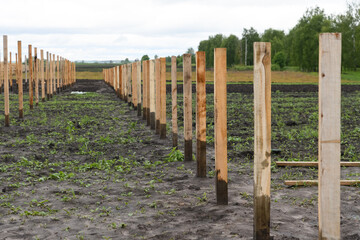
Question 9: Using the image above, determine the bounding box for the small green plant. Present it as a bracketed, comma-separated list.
[165, 148, 184, 162]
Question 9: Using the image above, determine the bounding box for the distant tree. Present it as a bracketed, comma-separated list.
[261, 28, 286, 62]
[221, 34, 241, 66]
[154, 55, 158, 59]
[273, 51, 286, 69]
[198, 34, 224, 67]
[124, 58, 130, 64]
[141, 55, 150, 62]
[240, 28, 260, 66]
[186, 47, 196, 63]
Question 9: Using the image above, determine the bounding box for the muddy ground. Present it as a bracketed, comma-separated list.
[0, 79, 359, 240]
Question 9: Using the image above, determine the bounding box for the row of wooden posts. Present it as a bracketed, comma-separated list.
[1, 35, 76, 127]
[105, 33, 343, 239]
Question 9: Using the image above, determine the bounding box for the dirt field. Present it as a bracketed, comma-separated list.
[0, 80, 359, 239]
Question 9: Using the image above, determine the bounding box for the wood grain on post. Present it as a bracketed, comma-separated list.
[132, 63, 138, 110]
[34, 48, 39, 105]
[50, 53, 53, 98]
[196, 51, 206, 177]
[318, 33, 341, 240]
[119, 65, 123, 99]
[146, 60, 151, 125]
[128, 64, 132, 106]
[171, 56, 178, 147]
[253, 42, 271, 239]
[142, 61, 147, 119]
[29, 45, 33, 109]
[155, 58, 161, 134]
[137, 61, 142, 116]
[160, 57, 166, 139]
[46, 52, 50, 100]
[9, 52, 12, 92]
[124, 64, 128, 102]
[53, 54, 56, 94]
[18, 41, 23, 118]
[149, 59, 155, 129]
[57, 56, 60, 93]
[3, 36, 10, 126]
[41, 50, 45, 102]
[214, 48, 228, 205]
[183, 54, 192, 161]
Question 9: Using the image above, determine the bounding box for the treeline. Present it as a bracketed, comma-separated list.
[195, 3, 360, 71]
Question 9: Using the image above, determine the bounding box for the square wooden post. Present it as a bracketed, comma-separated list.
[318, 33, 341, 240]
[160, 57, 166, 139]
[18, 41, 23, 118]
[171, 56, 178, 147]
[3, 35, 10, 126]
[137, 61, 142, 117]
[253, 42, 271, 239]
[146, 60, 151, 125]
[214, 48, 228, 205]
[196, 51, 206, 177]
[183, 53, 192, 161]
[132, 63, 138, 110]
[142, 61, 147, 119]
[155, 58, 161, 134]
[150, 59, 156, 129]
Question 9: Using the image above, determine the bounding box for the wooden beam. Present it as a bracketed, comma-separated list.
[146, 60, 150, 125]
[132, 63, 138, 110]
[171, 56, 178, 148]
[29, 45, 33, 109]
[142, 61, 146, 120]
[253, 42, 271, 239]
[149, 59, 156, 129]
[183, 53, 192, 161]
[160, 57, 166, 139]
[3, 35, 10, 126]
[196, 51, 206, 177]
[41, 50, 45, 102]
[155, 58, 161, 134]
[214, 48, 228, 205]
[18, 41, 23, 118]
[34, 47, 39, 105]
[318, 33, 341, 240]
[285, 180, 360, 186]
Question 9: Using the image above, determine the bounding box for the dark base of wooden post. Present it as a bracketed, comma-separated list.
[147, 109, 150, 126]
[196, 139, 207, 177]
[160, 124, 166, 139]
[134, 105, 137, 111]
[36, 102, 39, 106]
[128, 102, 131, 107]
[30, 104, 33, 110]
[155, 119, 160, 134]
[150, 112, 155, 129]
[184, 139, 192, 161]
[137, 104, 142, 117]
[47, 94, 50, 101]
[172, 133, 178, 148]
[5, 114, 10, 127]
[216, 177, 228, 205]
[42, 98, 45, 102]
[19, 109, 23, 119]
[143, 108, 146, 120]
[254, 195, 271, 240]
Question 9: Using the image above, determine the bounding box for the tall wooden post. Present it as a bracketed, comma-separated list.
[155, 58, 161, 134]
[318, 33, 341, 240]
[119, 65, 123, 99]
[57, 55, 60, 93]
[253, 42, 271, 239]
[146, 60, 151, 125]
[50, 53, 53, 98]
[29, 45, 33, 109]
[41, 50, 45, 101]
[128, 64, 132, 106]
[196, 51, 206, 177]
[124, 64, 128, 102]
[137, 61, 142, 116]
[9, 52, 13, 92]
[149, 59, 156, 129]
[171, 56, 178, 147]
[160, 58, 166, 139]
[53, 54, 56, 95]
[142, 61, 147, 119]
[132, 63, 138, 110]
[3, 36, 10, 126]
[183, 53, 192, 161]
[18, 41, 23, 118]
[214, 48, 228, 205]
[34, 47, 39, 106]
[46, 52, 50, 100]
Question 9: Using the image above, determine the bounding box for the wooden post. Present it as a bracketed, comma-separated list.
[183, 53, 192, 161]
[41, 50, 45, 101]
[57, 55, 60, 93]
[9, 52, 13, 92]
[53, 54, 56, 95]
[137, 61, 142, 116]
[3, 36, 10, 126]
[253, 42, 271, 239]
[18, 41, 23, 118]
[29, 45, 33, 109]
[128, 64, 132, 106]
[50, 53, 53, 98]
[146, 60, 151, 126]
[119, 65, 123, 99]
[171, 56, 178, 147]
[318, 33, 341, 240]
[132, 63, 138, 110]
[196, 51, 206, 177]
[160, 57, 166, 139]
[46, 52, 50, 100]
[214, 48, 228, 205]
[142, 61, 147, 119]
[124, 64, 128, 102]
[34, 47, 39, 105]
[155, 58, 161, 134]
[149, 59, 155, 129]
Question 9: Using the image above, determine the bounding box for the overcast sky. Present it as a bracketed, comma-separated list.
[0, 0, 351, 61]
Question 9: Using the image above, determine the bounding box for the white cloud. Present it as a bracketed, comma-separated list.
[0, 0, 349, 60]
